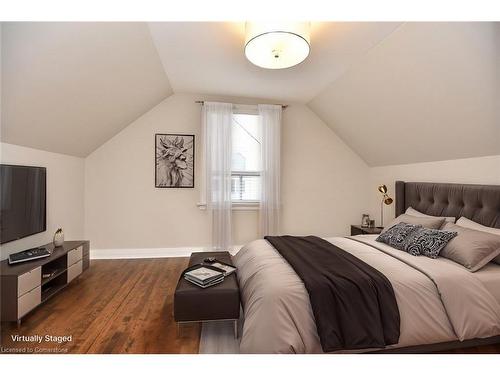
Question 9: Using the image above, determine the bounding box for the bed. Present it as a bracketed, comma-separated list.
[233, 181, 500, 353]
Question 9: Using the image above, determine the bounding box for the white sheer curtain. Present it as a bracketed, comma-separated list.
[259, 104, 282, 237]
[203, 102, 233, 250]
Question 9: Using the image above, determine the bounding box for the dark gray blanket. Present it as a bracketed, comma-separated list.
[265, 235, 400, 352]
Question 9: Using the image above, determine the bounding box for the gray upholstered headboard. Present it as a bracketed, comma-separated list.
[395, 181, 500, 229]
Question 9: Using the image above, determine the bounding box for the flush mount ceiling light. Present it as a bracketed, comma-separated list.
[244, 22, 311, 69]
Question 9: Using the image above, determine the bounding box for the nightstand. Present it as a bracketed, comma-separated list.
[350, 225, 383, 236]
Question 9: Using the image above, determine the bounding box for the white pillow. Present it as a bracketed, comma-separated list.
[456, 217, 500, 264]
[456, 217, 500, 235]
[405, 207, 456, 224]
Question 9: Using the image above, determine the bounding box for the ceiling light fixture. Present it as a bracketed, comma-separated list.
[244, 22, 311, 69]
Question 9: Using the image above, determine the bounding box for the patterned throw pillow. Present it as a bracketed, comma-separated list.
[403, 228, 458, 259]
[376, 222, 422, 252]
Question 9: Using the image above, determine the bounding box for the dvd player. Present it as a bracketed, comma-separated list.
[8, 247, 51, 265]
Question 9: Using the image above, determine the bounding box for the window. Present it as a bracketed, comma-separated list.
[231, 113, 261, 204]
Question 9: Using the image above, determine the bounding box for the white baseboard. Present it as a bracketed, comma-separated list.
[90, 246, 242, 260]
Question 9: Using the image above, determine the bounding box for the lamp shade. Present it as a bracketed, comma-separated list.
[245, 22, 311, 69]
[378, 185, 388, 194]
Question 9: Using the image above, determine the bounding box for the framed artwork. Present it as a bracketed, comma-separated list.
[155, 134, 194, 188]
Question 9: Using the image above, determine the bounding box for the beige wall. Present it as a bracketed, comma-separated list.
[280, 105, 370, 237]
[368, 155, 500, 227]
[1, 100, 497, 258]
[4, 96, 496, 258]
[0, 143, 85, 260]
[85, 93, 370, 251]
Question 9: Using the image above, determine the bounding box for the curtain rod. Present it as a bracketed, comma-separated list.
[195, 100, 288, 109]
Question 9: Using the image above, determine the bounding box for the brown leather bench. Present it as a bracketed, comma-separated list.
[174, 251, 240, 337]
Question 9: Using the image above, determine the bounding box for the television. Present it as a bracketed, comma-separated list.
[0, 164, 47, 244]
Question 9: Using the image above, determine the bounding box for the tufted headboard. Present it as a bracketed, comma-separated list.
[395, 181, 500, 229]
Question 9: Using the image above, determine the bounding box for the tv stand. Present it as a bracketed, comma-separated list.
[1, 240, 90, 325]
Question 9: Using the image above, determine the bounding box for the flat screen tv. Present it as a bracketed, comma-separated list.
[0, 164, 47, 244]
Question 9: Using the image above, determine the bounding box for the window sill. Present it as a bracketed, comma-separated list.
[233, 202, 260, 211]
[197, 202, 260, 211]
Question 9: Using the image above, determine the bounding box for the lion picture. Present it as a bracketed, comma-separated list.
[155, 134, 194, 188]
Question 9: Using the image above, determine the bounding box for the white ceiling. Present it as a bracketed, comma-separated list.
[148, 22, 401, 102]
[309, 22, 500, 166]
[1, 22, 172, 157]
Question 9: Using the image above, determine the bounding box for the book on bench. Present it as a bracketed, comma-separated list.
[210, 261, 236, 276]
[184, 266, 224, 288]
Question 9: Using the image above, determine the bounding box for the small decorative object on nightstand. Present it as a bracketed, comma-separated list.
[361, 214, 370, 228]
[351, 225, 383, 236]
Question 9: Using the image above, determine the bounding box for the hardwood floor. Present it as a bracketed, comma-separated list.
[1, 258, 200, 354]
[1, 258, 499, 354]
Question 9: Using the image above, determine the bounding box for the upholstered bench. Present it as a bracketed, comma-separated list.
[174, 251, 240, 337]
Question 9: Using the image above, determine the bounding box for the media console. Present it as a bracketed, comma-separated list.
[1, 240, 90, 324]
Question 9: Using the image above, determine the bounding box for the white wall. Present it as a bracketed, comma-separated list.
[0, 143, 85, 260]
[280, 105, 369, 237]
[2, 98, 497, 259]
[85, 93, 369, 252]
[368, 155, 500, 226]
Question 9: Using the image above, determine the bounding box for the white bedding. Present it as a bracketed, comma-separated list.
[234, 235, 500, 353]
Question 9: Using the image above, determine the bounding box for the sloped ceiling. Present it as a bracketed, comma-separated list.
[149, 22, 400, 102]
[2, 22, 498, 165]
[309, 22, 500, 166]
[1, 22, 172, 157]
